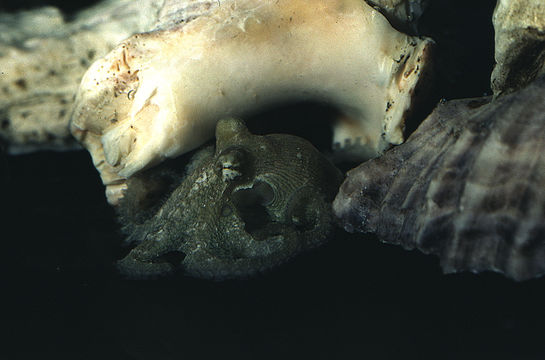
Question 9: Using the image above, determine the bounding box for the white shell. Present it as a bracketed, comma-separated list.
[0, 0, 162, 153]
[70, 0, 433, 205]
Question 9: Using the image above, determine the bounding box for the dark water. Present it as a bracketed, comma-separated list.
[3, 150, 545, 360]
[0, 0, 98, 14]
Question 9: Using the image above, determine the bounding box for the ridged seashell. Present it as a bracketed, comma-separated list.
[334, 75, 545, 281]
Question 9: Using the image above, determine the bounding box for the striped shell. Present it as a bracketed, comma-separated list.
[334, 75, 545, 281]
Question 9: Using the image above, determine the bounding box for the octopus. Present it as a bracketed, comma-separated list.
[117, 118, 343, 279]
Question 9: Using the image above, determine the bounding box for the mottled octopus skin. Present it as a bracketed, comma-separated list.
[70, 0, 433, 205]
[117, 118, 343, 279]
[334, 75, 545, 281]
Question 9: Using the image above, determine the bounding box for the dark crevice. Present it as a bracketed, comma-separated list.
[155, 251, 186, 268]
[418, 0, 496, 100]
[0, 0, 99, 15]
[244, 101, 336, 154]
[231, 181, 275, 238]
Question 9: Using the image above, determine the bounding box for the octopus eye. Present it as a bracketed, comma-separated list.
[217, 147, 249, 182]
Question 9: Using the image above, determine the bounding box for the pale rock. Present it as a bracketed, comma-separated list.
[0, 0, 163, 153]
[70, 0, 434, 205]
[492, 0, 545, 96]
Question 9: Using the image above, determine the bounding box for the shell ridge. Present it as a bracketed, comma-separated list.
[334, 75, 545, 280]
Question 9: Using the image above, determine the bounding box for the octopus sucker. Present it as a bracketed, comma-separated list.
[334, 74, 545, 281]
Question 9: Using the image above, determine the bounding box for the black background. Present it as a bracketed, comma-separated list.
[2, 1, 544, 359]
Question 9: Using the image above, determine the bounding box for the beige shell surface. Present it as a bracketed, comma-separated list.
[334, 75, 545, 281]
[492, 0, 545, 96]
[0, 0, 163, 153]
[69, 0, 434, 205]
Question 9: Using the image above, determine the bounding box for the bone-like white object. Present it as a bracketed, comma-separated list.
[71, 0, 433, 205]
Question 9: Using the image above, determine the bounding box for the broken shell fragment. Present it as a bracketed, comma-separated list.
[0, 0, 162, 153]
[491, 0, 545, 96]
[334, 75, 545, 281]
[70, 0, 434, 205]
